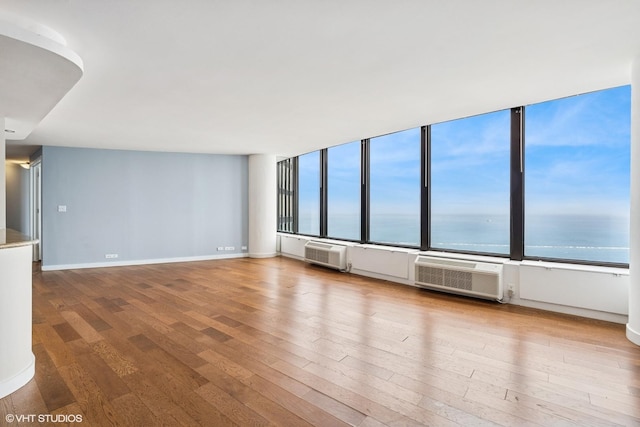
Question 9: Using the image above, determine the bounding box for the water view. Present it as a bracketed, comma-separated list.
[300, 213, 630, 264]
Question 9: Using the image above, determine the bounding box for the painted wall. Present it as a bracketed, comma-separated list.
[279, 233, 629, 324]
[42, 147, 248, 269]
[5, 163, 30, 234]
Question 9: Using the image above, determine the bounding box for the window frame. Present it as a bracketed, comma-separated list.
[284, 85, 630, 268]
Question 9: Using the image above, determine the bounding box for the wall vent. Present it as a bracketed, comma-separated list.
[415, 256, 503, 301]
[304, 241, 347, 271]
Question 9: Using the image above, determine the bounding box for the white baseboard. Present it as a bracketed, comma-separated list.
[0, 354, 35, 400]
[41, 253, 248, 271]
[248, 252, 278, 259]
[280, 252, 304, 262]
[493, 296, 627, 324]
[350, 268, 413, 287]
[627, 323, 640, 345]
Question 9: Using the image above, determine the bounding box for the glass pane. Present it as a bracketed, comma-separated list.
[370, 128, 421, 246]
[525, 86, 630, 263]
[298, 151, 320, 235]
[327, 141, 361, 240]
[277, 159, 295, 232]
[431, 110, 511, 254]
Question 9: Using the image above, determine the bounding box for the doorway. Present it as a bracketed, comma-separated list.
[30, 160, 41, 262]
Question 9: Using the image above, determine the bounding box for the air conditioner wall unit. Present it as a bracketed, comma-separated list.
[414, 255, 503, 301]
[304, 241, 347, 271]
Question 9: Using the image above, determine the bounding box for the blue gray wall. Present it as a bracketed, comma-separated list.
[42, 146, 248, 269]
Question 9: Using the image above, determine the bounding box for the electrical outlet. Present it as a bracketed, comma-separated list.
[224, 246, 235, 251]
[507, 284, 515, 297]
[217, 247, 224, 251]
[105, 253, 118, 259]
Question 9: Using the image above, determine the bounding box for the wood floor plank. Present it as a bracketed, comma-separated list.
[243, 373, 353, 427]
[200, 345, 312, 398]
[110, 393, 160, 427]
[132, 323, 208, 370]
[119, 372, 198, 426]
[1, 257, 638, 426]
[504, 389, 626, 427]
[271, 358, 436, 425]
[32, 342, 76, 412]
[57, 363, 125, 427]
[195, 382, 272, 427]
[33, 323, 77, 368]
[90, 341, 138, 377]
[196, 359, 315, 427]
[59, 310, 104, 343]
[67, 340, 131, 401]
[302, 388, 368, 426]
[69, 302, 113, 332]
[52, 321, 82, 343]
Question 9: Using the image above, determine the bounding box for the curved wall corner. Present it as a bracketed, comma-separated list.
[0, 244, 35, 399]
[628, 55, 640, 346]
[0, 14, 82, 397]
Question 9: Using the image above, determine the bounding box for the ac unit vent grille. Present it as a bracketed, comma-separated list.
[303, 241, 347, 271]
[444, 269, 473, 290]
[416, 266, 444, 286]
[414, 255, 503, 301]
[305, 247, 329, 264]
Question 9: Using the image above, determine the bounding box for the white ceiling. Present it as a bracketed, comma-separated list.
[0, 13, 83, 141]
[3, 1, 640, 160]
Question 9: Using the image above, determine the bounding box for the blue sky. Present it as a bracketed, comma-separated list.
[297, 85, 631, 222]
[369, 128, 421, 216]
[431, 109, 510, 215]
[525, 85, 630, 216]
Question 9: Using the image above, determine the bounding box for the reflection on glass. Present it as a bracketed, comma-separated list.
[298, 151, 320, 235]
[525, 86, 630, 263]
[431, 110, 510, 254]
[327, 141, 361, 240]
[370, 128, 420, 246]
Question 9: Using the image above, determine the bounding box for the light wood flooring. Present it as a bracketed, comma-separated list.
[1, 256, 639, 426]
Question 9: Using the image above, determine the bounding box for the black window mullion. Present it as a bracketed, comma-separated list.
[420, 125, 430, 251]
[319, 149, 328, 237]
[277, 160, 283, 231]
[283, 160, 288, 231]
[293, 157, 299, 233]
[510, 107, 525, 260]
[361, 139, 370, 243]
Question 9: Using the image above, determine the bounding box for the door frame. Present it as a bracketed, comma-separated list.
[30, 159, 42, 262]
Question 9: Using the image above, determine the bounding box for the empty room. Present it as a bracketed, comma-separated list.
[2, 1, 640, 426]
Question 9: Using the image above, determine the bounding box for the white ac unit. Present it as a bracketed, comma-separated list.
[304, 241, 347, 271]
[414, 255, 503, 301]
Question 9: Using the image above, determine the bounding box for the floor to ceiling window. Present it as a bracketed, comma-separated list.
[369, 128, 421, 246]
[430, 109, 511, 254]
[327, 141, 361, 240]
[276, 158, 295, 232]
[298, 151, 321, 236]
[524, 86, 631, 264]
[284, 85, 631, 267]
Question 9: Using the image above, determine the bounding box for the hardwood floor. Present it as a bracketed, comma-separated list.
[2, 256, 639, 426]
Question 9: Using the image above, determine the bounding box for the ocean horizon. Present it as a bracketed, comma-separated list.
[296, 213, 629, 264]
